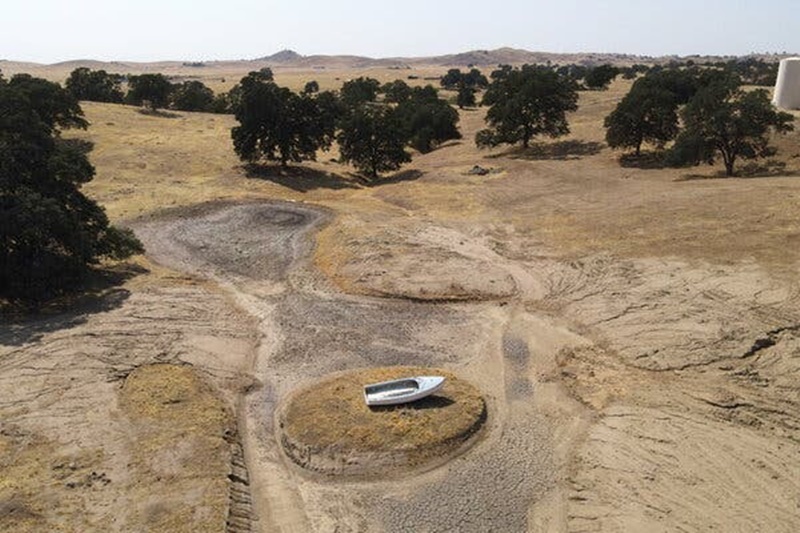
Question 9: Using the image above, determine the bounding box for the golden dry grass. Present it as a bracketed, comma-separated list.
[61, 71, 800, 290]
[0, 431, 103, 532]
[118, 364, 233, 533]
[2, 61, 451, 94]
[280, 367, 485, 453]
[55, 68, 798, 289]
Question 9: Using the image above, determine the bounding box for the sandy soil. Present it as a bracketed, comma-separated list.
[3, 75, 800, 532]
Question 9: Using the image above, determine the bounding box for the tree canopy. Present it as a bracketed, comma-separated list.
[229, 73, 462, 178]
[1, 75, 142, 302]
[456, 86, 477, 109]
[170, 80, 215, 112]
[584, 64, 620, 90]
[337, 104, 411, 178]
[604, 77, 680, 155]
[395, 86, 461, 153]
[127, 73, 172, 110]
[230, 72, 339, 166]
[441, 68, 488, 90]
[340, 77, 381, 107]
[603, 68, 720, 156]
[671, 81, 794, 176]
[381, 80, 413, 104]
[477, 65, 579, 149]
[65, 67, 125, 103]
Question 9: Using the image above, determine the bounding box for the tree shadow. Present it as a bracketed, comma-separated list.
[735, 160, 799, 178]
[362, 169, 425, 187]
[136, 108, 182, 119]
[434, 140, 464, 150]
[368, 395, 455, 412]
[244, 163, 361, 192]
[618, 151, 668, 169]
[675, 161, 799, 181]
[59, 138, 95, 155]
[0, 263, 145, 346]
[489, 140, 604, 161]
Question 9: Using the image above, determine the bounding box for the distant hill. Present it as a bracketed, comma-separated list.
[1, 47, 793, 83]
[259, 50, 304, 63]
[250, 47, 653, 68]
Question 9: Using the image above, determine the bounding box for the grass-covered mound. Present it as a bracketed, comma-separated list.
[278, 367, 487, 478]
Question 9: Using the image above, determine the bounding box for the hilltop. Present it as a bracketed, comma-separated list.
[3, 47, 793, 81]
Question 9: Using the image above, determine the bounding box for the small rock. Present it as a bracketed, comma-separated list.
[467, 165, 491, 176]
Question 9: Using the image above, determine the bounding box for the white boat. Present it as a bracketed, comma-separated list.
[364, 376, 446, 407]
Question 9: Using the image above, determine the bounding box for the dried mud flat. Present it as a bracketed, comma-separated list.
[3, 192, 800, 533]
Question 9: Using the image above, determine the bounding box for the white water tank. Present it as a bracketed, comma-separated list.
[773, 57, 800, 109]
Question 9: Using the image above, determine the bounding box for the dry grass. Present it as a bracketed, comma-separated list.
[0, 430, 103, 532]
[59, 70, 800, 284]
[280, 367, 485, 453]
[118, 364, 233, 533]
[2, 61, 450, 94]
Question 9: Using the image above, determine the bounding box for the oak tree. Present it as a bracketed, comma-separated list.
[395, 86, 461, 153]
[477, 65, 579, 149]
[65, 67, 124, 103]
[1, 75, 142, 302]
[337, 104, 410, 178]
[673, 81, 794, 176]
[171, 80, 214, 112]
[604, 78, 679, 155]
[230, 73, 338, 167]
[127, 73, 172, 110]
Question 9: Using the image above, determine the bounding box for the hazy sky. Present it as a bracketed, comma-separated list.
[2, 0, 798, 63]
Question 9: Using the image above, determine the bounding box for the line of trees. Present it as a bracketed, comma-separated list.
[230, 73, 462, 178]
[65, 67, 233, 113]
[604, 68, 794, 175]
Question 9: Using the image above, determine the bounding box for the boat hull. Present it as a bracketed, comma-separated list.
[364, 376, 446, 406]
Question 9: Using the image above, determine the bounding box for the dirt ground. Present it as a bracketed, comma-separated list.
[2, 71, 800, 532]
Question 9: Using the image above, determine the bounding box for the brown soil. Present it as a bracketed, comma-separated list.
[278, 367, 486, 477]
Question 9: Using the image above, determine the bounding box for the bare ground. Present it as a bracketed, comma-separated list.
[134, 197, 800, 532]
[3, 81, 800, 532]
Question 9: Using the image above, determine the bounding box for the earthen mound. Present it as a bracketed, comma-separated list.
[277, 367, 487, 478]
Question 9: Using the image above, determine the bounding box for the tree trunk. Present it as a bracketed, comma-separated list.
[722, 149, 735, 177]
[370, 158, 378, 180]
[635, 141, 642, 157]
